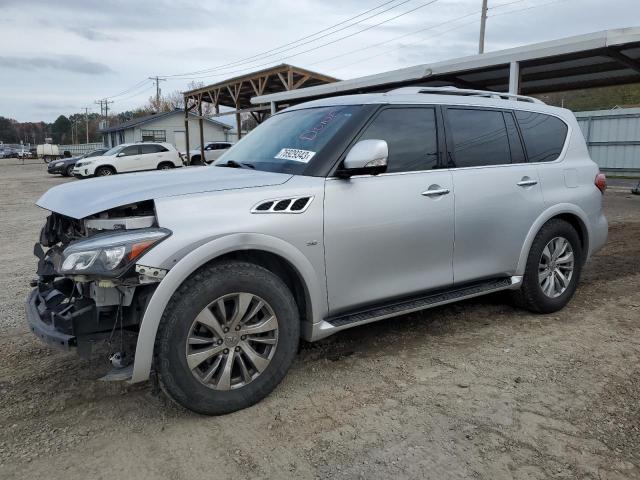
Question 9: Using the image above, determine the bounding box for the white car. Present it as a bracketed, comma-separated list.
[73, 142, 183, 177]
[187, 141, 233, 165]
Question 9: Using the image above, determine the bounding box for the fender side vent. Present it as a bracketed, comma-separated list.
[252, 196, 314, 214]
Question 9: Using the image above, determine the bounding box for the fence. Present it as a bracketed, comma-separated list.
[575, 108, 640, 175]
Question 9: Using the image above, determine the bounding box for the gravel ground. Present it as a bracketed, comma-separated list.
[0, 159, 639, 480]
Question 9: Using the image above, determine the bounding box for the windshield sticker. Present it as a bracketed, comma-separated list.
[299, 110, 342, 141]
[275, 148, 316, 163]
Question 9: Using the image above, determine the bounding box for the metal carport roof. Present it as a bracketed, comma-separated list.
[252, 27, 640, 106]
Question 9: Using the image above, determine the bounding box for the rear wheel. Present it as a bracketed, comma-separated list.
[95, 166, 115, 177]
[190, 155, 202, 166]
[512, 219, 582, 313]
[155, 261, 300, 415]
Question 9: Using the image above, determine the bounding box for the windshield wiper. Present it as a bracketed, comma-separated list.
[216, 160, 255, 170]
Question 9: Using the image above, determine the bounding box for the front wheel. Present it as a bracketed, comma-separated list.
[95, 166, 115, 177]
[155, 261, 300, 415]
[65, 165, 74, 177]
[157, 162, 173, 170]
[512, 219, 582, 313]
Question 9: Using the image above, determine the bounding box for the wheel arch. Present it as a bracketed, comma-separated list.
[516, 204, 590, 275]
[129, 233, 325, 384]
[95, 164, 117, 174]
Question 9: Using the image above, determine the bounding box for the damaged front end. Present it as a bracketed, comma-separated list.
[26, 200, 170, 375]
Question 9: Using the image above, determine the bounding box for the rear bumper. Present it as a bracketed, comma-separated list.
[25, 289, 77, 350]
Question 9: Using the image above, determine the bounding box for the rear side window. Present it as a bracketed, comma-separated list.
[358, 107, 438, 173]
[447, 108, 511, 167]
[515, 111, 568, 162]
[141, 144, 168, 154]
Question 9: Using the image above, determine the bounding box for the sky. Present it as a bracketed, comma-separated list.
[0, 0, 638, 122]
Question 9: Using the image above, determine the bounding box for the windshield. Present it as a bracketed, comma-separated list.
[103, 145, 124, 156]
[214, 105, 361, 174]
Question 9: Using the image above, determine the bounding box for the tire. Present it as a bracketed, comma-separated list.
[512, 219, 583, 314]
[157, 162, 173, 170]
[65, 165, 74, 177]
[155, 261, 300, 415]
[95, 166, 115, 177]
[190, 155, 202, 166]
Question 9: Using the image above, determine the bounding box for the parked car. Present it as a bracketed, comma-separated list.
[27, 87, 608, 415]
[47, 148, 108, 177]
[37, 144, 62, 162]
[187, 141, 233, 165]
[72, 142, 182, 177]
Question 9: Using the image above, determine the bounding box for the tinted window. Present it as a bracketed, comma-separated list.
[358, 107, 438, 173]
[503, 112, 526, 164]
[515, 111, 567, 162]
[447, 109, 511, 167]
[214, 105, 362, 175]
[141, 144, 167, 154]
[120, 145, 139, 156]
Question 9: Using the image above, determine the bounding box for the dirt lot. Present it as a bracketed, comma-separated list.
[0, 160, 638, 480]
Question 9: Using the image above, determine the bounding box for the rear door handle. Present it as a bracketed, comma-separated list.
[517, 179, 538, 187]
[421, 188, 450, 197]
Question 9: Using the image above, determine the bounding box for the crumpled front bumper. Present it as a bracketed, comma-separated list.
[25, 288, 77, 350]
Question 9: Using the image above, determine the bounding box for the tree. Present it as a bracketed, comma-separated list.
[51, 115, 72, 144]
[0, 116, 19, 143]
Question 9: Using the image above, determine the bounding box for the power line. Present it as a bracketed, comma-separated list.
[326, 0, 572, 74]
[103, 78, 152, 100]
[160, 0, 412, 78]
[488, 0, 569, 17]
[99, 1, 412, 105]
[170, 0, 440, 81]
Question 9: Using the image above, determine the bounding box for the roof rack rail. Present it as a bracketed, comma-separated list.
[387, 86, 544, 104]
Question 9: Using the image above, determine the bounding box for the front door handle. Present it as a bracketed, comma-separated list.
[421, 188, 450, 197]
[517, 179, 538, 187]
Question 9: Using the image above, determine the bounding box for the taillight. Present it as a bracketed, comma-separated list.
[595, 173, 607, 194]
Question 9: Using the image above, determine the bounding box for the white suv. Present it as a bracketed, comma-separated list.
[73, 142, 182, 177]
[187, 141, 233, 165]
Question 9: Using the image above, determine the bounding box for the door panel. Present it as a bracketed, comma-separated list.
[443, 107, 545, 283]
[324, 171, 454, 313]
[117, 145, 141, 172]
[451, 165, 544, 283]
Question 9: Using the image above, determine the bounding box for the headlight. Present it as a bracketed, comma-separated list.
[60, 228, 170, 277]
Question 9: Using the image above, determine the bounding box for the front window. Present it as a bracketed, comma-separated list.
[215, 105, 361, 174]
[103, 145, 125, 156]
[141, 129, 166, 142]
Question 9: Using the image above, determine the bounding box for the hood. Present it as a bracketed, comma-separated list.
[37, 166, 292, 219]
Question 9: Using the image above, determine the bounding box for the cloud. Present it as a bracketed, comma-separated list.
[0, 55, 113, 74]
[65, 26, 121, 41]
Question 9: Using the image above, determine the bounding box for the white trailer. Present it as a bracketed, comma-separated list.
[37, 144, 61, 162]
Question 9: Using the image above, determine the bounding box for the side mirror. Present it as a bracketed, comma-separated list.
[337, 139, 388, 177]
[117, 152, 126, 157]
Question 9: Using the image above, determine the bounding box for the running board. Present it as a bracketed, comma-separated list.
[312, 276, 522, 341]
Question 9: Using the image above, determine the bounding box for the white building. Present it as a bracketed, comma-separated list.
[100, 109, 233, 152]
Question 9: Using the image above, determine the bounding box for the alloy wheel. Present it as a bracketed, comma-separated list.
[185, 292, 279, 390]
[538, 236, 574, 298]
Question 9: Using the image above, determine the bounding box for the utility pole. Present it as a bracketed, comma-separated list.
[478, 0, 488, 54]
[148, 76, 167, 110]
[84, 107, 90, 144]
[95, 99, 113, 129]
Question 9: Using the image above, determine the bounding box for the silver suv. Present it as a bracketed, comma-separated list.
[27, 87, 608, 414]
